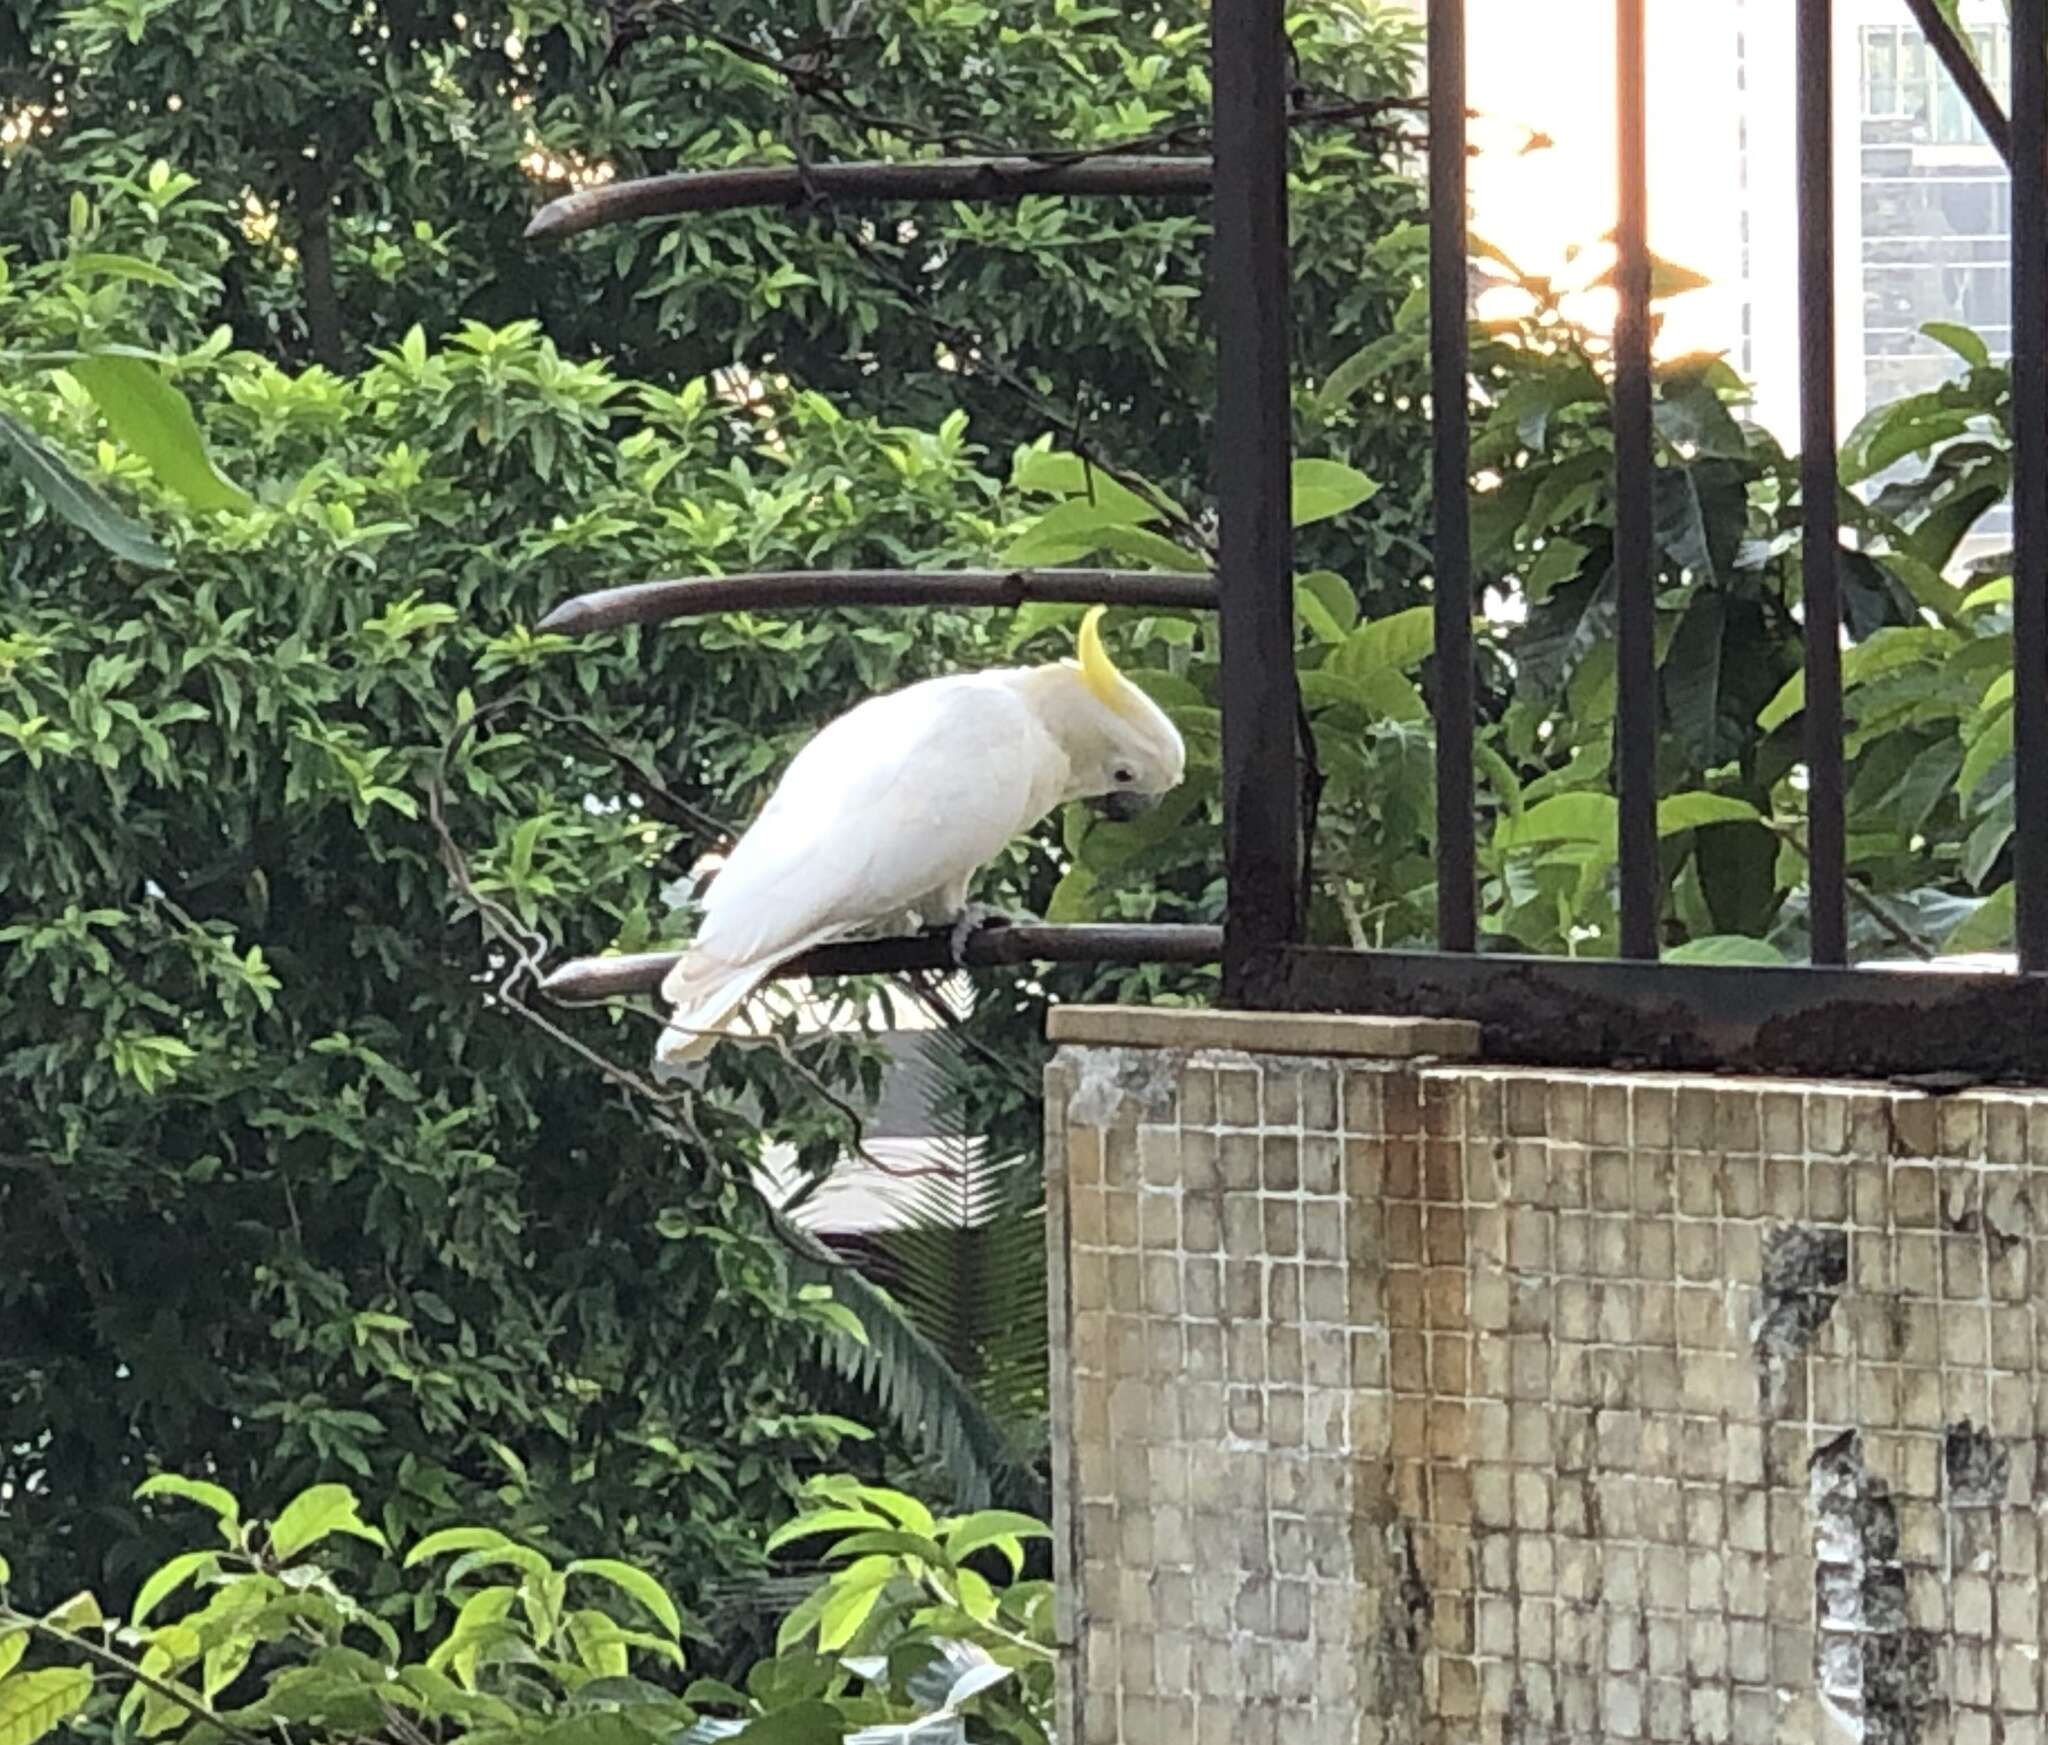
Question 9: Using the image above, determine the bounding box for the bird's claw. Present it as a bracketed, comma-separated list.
[947, 903, 1031, 968]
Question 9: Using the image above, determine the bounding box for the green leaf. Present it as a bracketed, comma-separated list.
[65, 253, 185, 290]
[773, 1584, 833, 1656]
[944, 1509, 1050, 1576]
[0, 1669, 91, 1745]
[1665, 935, 1787, 966]
[1901, 484, 2003, 578]
[40, 1594, 100, 1633]
[0, 1632, 25, 1681]
[1839, 396, 1976, 487]
[0, 1554, 10, 1588]
[1945, 883, 2013, 954]
[1088, 521, 1208, 572]
[1296, 570, 1360, 636]
[1653, 375, 1749, 461]
[731, 1700, 847, 1744]
[1921, 321, 1990, 371]
[1524, 537, 1588, 601]
[67, 354, 255, 513]
[763, 1509, 893, 1554]
[1958, 709, 2013, 801]
[268, 1483, 385, 1560]
[1044, 861, 1099, 923]
[1656, 793, 1761, 834]
[1299, 666, 1426, 724]
[565, 1560, 683, 1639]
[136, 1475, 242, 1526]
[1316, 330, 1427, 410]
[1001, 496, 1156, 566]
[815, 1578, 884, 1653]
[1008, 447, 1163, 521]
[1962, 578, 2012, 614]
[0, 408, 172, 569]
[1329, 606, 1435, 678]
[202, 1636, 255, 1704]
[819, 1529, 950, 1564]
[404, 1527, 512, 1569]
[1495, 792, 1616, 850]
[132, 1550, 219, 1626]
[951, 1566, 998, 1623]
[1291, 458, 1378, 527]
[1760, 625, 1955, 731]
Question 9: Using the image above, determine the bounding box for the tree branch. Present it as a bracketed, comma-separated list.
[3, 1612, 278, 1745]
[291, 157, 346, 371]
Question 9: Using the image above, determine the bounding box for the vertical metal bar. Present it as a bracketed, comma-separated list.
[1798, 0, 1848, 965]
[1430, 0, 1477, 952]
[1613, 0, 1659, 959]
[2013, 0, 2048, 971]
[1212, 0, 1301, 998]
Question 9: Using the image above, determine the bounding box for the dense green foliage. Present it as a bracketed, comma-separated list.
[1028, 255, 2020, 967]
[2, 0, 1431, 541]
[0, 1474, 1056, 1744]
[0, 177, 1031, 1613]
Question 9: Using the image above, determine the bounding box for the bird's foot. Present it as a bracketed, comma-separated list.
[946, 903, 1035, 968]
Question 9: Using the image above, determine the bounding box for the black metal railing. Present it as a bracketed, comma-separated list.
[534, 0, 2048, 1082]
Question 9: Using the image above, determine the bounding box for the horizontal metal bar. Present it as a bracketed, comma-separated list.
[1242, 945, 2048, 1081]
[1898, 0, 2013, 167]
[541, 924, 1223, 1004]
[537, 569, 1216, 637]
[525, 156, 1214, 241]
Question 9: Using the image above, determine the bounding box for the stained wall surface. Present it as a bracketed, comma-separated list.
[1046, 1033, 2048, 1744]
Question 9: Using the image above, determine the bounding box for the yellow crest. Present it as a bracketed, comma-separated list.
[1075, 606, 1124, 708]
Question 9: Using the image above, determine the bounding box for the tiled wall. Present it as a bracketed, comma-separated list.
[1045, 1041, 2048, 1745]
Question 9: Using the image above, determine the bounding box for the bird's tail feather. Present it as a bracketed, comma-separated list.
[654, 951, 768, 1065]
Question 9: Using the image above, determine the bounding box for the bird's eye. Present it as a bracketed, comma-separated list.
[1113, 766, 1136, 785]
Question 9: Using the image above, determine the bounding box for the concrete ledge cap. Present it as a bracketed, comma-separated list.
[1046, 1004, 1480, 1059]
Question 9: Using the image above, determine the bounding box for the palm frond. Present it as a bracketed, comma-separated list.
[779, 1210, 1045, 1514]
[867, 989, 1049, 1432]
[778, 977, 1053, 1515]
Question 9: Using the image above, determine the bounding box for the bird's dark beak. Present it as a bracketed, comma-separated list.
[1089, 789, 1160, 824]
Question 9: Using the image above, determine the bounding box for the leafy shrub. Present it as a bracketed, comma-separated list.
[0, 1475, 1054, 1744]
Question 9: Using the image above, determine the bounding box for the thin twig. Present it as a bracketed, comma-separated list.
[1764, 819, 1936, 960]
[1331, 879, 1371, 952]
[0, 1154, 115, 1315]
[4, 1612, 276, 1745]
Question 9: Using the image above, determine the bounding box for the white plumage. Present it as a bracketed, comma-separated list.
[655, 610, 1185, 1064]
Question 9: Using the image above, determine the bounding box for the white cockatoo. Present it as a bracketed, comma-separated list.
[655, 607, 1186, 1064]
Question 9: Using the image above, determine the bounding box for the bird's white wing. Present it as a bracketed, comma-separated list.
[692, 677, 1049, 968]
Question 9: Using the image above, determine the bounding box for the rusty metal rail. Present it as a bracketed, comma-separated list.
[1241, 947, 2048, 1083]
[541, 925, 1224, 1004]
[537, 569, 1214, 636]
[525, 155, 1213, 241]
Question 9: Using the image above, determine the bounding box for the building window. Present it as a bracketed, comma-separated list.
[1859, 23, 2008, 145]
[1857, 22, 2011, 545]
